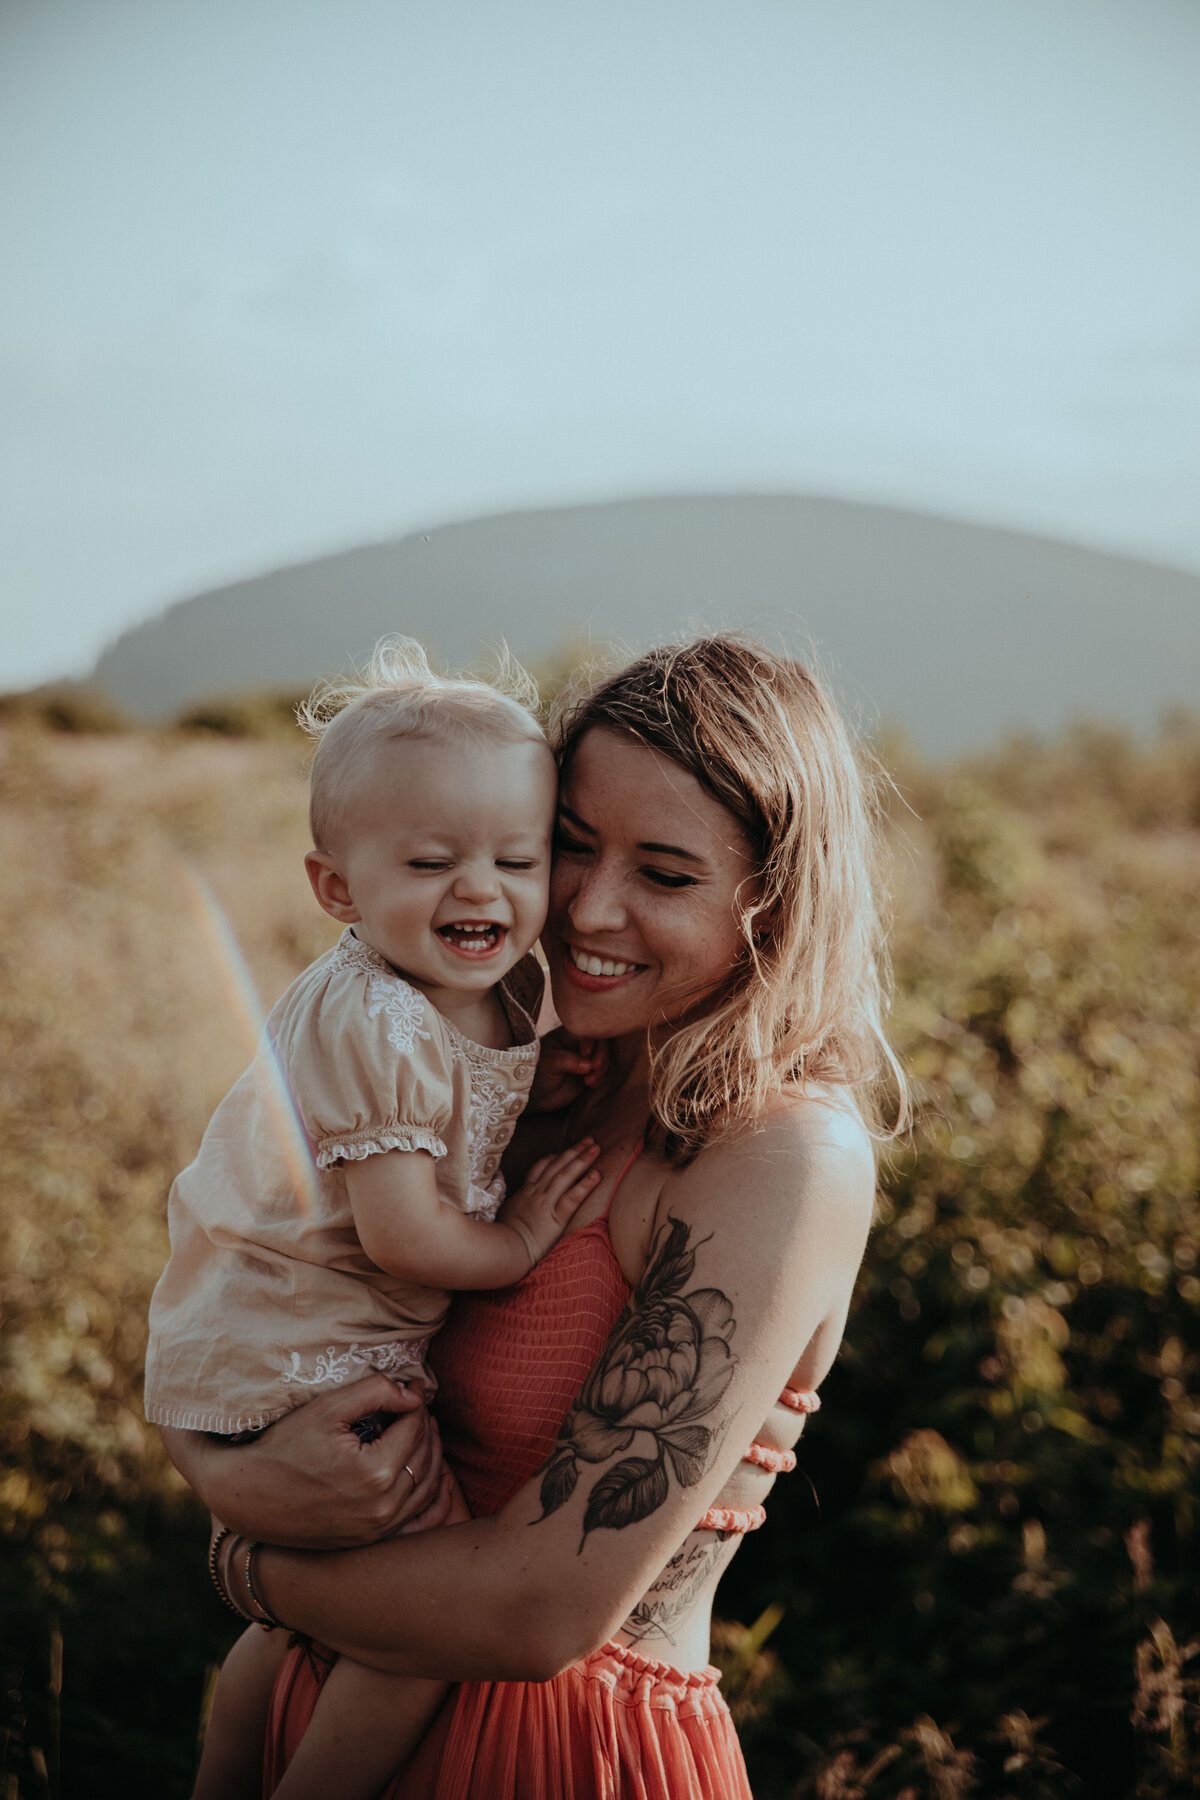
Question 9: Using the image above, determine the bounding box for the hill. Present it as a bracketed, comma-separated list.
[91, 494, 1200, 754]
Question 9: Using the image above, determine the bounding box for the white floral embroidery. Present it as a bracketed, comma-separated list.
[364, 967, 432, 1057]
[328, 931, 432, 1056]
[465, 1174, 505, 1219]
[281, 1338, 431, 1388]
[457, 1061, 510, 1217]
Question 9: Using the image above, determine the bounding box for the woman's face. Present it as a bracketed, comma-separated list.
[545, 727, 761, 1043]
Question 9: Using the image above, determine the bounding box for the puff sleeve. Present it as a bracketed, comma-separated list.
[282, 964, 456, 1171]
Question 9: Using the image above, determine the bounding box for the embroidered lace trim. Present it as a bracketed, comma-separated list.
[144, 1402, 284, 1435]
[464, 1179, 504, 1220]
[281, 1337, 433, 1389]
[314, 1126, 447, 1170]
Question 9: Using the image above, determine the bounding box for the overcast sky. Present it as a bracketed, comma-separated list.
[3, 0, 1199, 689]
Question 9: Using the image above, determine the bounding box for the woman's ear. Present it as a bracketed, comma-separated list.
[748, 902, 775, 950]
[305, 850, 359, 923]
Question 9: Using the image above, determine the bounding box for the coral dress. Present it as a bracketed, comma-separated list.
[265, 1148, 815, 1798]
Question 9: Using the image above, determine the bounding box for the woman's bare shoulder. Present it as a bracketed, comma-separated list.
[759, 1083, 877, 1196]
[646, 1087, 876, 1314]
[663, 1084, 874, 1216]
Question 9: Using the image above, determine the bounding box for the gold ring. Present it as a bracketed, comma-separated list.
[404, 1463, 417, 1491]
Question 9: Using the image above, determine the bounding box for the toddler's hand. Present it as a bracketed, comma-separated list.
[499, 1139, 602, 1265]
[530, 1030, 607, 1111]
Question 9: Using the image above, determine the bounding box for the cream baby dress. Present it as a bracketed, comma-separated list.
[144, 929, 542, 1434]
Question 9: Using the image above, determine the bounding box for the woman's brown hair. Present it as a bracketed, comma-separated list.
[550, 634, 906, 1162]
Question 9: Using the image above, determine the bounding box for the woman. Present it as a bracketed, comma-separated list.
[163, 635, 902, 1797]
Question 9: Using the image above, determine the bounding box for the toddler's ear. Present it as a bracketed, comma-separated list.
[305, 850, 359, 923]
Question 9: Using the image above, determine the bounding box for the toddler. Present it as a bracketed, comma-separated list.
[145, 640, 600, 1800]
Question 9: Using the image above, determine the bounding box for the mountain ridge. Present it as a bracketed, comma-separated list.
[91, 494, 1200, 754]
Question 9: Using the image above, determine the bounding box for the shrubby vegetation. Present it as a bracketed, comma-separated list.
[0, 693, 1196, 1796]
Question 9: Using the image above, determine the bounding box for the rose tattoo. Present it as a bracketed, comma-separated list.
[535, 1215, 738, 1548]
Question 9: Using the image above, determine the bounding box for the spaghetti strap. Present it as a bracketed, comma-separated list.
[600, 1139, 644, 1221]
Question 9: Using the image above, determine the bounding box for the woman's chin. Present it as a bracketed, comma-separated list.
[549, 972, 645, 1041]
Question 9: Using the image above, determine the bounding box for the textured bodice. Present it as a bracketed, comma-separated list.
[432, 1216, 632, 1517]
[431, 1172, 818, 1534]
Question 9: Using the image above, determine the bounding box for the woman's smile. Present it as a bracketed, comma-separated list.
[561, 942, 645, 988]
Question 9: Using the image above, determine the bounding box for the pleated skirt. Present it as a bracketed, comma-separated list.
[264, 1637, 753, 1800]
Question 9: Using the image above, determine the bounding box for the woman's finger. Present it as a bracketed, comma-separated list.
[309, 1372, 427, 1434]
[395, 1469, 457, 1535]
[374, 1412, 447, 1530]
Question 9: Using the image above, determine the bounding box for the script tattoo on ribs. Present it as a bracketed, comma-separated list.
[533, 1214, 738, 1550]
[622, 1537, 736, 1646]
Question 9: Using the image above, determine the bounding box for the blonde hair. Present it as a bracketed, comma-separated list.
[550, 634, 907, 1162]
[298, 637, 546, 852]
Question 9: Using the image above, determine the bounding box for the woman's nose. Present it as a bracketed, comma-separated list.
[564, 866, 626, 933]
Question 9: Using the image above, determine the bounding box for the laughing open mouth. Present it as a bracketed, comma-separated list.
[437, 922, 505, 955]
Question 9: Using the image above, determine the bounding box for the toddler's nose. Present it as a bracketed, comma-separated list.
[453, 862, 502, 904]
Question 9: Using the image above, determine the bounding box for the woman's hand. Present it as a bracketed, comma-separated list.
[528, 1028, 607, 1111]
[159, 1373, 446, 1547]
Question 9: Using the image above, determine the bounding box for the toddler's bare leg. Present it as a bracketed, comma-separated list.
[192, 1624, 290, 1800]
[270, 1478, 471, 1800]
[269, 1661, 449, 1800]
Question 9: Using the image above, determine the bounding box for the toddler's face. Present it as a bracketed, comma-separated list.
[310, 734, 556, 1005]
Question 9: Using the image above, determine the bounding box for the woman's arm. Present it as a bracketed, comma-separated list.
[245, 1103, 875, 1679]
[159, 1373, 449, 1546]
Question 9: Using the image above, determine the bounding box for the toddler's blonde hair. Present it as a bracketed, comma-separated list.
[550, 633, 907, 1161]
[298, 637, 546, 852]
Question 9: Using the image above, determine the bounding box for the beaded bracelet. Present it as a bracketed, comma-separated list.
[207, 1526, 246, 1621]
[244, 1542, 286, 1632]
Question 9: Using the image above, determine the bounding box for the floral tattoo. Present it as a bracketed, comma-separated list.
[534, 1215, 738, 1549]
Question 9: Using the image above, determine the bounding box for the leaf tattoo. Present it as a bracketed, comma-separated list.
[533, 1215, 738, 1548]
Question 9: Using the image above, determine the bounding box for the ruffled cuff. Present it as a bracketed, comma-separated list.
[315, 1125, 448, 1170]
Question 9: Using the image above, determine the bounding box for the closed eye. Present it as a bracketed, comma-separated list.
[497, 859, 537, 871]
[408, 860, 451, 871]
[642, 868, 698, 889]
[553, 826, 591, 856]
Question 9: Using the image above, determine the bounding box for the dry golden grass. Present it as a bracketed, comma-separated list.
[0, 722, 336, 1520]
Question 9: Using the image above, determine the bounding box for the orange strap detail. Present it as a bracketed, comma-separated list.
[600, 1139, 644, 1221]
[695, 1503, 767, 1535]
[741, 1441, 796, 1474]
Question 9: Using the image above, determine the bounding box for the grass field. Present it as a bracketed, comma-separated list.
[1, 695, 1198, 1796]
